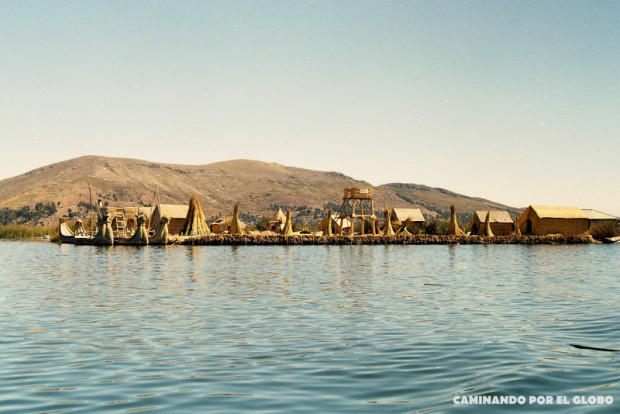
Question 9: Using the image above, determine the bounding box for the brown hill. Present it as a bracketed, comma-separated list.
[0, 155, 517, 225]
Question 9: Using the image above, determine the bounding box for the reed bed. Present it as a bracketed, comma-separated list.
[0, 225, 57, 240]
[176, 234, 594, 246]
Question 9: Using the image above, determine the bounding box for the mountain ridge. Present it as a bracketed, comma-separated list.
[0, 155, 518, 225]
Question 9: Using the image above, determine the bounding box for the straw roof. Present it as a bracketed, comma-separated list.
[529, 205, 586, 219]
[581, 209, 619, 220]
[473, 210, 513, 224]
[269, 207, 287, 224]
[152, 204, 189, 219]
[181, 194, 211, 236]
[391, 208, 425, 223]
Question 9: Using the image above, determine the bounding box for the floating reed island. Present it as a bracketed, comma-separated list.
[57, 187, 617, 246]
[175, 234, 595, 246]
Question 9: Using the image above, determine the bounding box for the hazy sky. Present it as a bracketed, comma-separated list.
[1, 1, 618, 214]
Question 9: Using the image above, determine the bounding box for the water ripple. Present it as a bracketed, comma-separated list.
[0, 242, 619, 412]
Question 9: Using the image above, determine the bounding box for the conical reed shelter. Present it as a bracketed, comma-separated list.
[446, 205, 465, 236]
[268, 207, 287, 233]
[181, 194, 211, 236]
[283, 208, 294, 236]
[229, 204, 244, 235]
[383, 209, 395, 236]
[479, 212, 494, 237]
[128, 214, 149, 245]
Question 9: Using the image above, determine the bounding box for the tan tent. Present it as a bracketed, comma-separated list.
[149, 204, 189, 235]
[470, 210, 513, 236]
[446, 205, 465, 236]
[181, 195, 211, 236]
[268, 208, 287, 233]
[517, 205, 588, 236]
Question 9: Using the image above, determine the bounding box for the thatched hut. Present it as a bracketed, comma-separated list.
[268, 208, 287, 233]
[470, 210, 513, 236]
[391, 208, 425, 232]
[180, 195, 211, 236]
[149, 204, 189, 235]
[582, 209, 619, 230]
[210, 216, 247, 234]
[517, 205, 588, 236]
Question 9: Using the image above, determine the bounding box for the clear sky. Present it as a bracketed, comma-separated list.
[1, 1, 618, 215]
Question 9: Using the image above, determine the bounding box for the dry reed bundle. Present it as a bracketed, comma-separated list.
[181, 194, 211, 236]
[479, 212, 494, 237]
[396, 218, 412, 235]
[229, 204, 244, 235]
[383, 209, 395, 236]
[325, 208, 333, 236]
[446, 205, 465, 236]
[283, 208, 294, 236]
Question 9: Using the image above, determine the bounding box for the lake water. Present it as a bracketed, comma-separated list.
[0, 241, 618, 413]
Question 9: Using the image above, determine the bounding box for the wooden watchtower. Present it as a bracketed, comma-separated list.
[338, 187, 375, 235]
